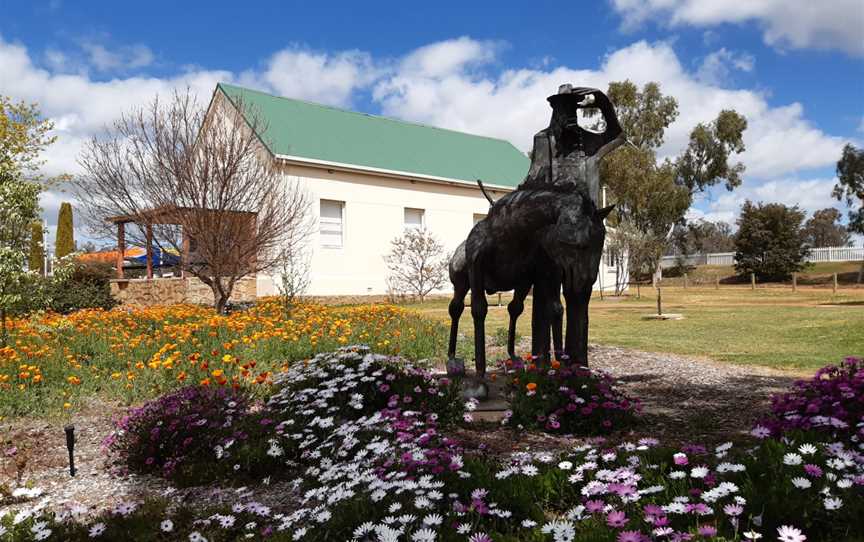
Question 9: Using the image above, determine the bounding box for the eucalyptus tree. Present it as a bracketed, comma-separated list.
[601, 80, 747, 290]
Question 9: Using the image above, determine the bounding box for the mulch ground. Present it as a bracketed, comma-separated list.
[1, 345, 802, 517]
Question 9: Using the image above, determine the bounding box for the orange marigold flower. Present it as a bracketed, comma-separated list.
[526, 382, 537, 392]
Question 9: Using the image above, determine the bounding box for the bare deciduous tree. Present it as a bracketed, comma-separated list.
[75, 88, 312, 312]
[276, 243, 311, 318]
[384, 228, 448, 303]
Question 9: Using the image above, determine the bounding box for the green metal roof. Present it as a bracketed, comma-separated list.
[217, 83, 529, 188]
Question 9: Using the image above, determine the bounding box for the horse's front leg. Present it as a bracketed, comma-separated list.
[563, 285, 592, 366]
[507, 284, 530, 360]
[469, 267, 489, 379]
[530, 278, 554, 364]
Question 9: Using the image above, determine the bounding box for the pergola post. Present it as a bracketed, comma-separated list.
[116, 222, 125, 279]
[145, 223, 154, 280]
[181, 228, 189, 279]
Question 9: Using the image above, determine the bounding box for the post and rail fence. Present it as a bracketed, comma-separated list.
[660, 246, 864, 269]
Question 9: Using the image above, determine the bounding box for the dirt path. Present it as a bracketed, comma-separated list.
[589, 344, 798, 445]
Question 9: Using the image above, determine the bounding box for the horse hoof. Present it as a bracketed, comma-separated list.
[447, 357, 466, 376]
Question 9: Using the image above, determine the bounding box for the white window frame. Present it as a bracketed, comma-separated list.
[319, 199, 345, 248]
[404, 207, 425, 230]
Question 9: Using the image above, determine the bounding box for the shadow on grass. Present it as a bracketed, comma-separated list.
[820, 300, 864, 306]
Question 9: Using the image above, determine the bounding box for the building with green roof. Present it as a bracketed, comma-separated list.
[211, 83, 535, 296]
[212, 83, 620, 297]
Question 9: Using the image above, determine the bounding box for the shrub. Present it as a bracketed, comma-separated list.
[13, 429, 860, 541]
[733, 200, 810, 281]
[268, 345, 465, 429]
[759, 356, 863, 442]
[54, 202, 75, 259]
[503, 356, 640, 434]
[45, 260, 116, 313]
[103, 385, 279, 486]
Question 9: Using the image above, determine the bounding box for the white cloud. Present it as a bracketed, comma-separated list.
[610, 0, 864, 56]
[80, 41, 155, 71]
[0, 34, 851, 243]
[240, 47, 380, 108]
[696, 177, 842, 226]
[399, 36, 501, 77]
[372, 38, 844, 179]
[696, 48, 754, 86]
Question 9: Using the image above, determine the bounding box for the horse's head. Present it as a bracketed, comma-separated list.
[541, 194, 614, 293]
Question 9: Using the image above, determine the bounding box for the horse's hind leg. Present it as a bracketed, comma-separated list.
[507, 284, 530, 360]
[447, 273, 469, 360]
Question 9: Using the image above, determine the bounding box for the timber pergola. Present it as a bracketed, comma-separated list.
[106, 206, 258, 281]
[106, 206, 190, 280]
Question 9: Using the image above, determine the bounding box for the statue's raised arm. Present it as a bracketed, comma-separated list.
[519, 85, 625, 204]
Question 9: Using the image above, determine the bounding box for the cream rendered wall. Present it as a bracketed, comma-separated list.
[256, 161, 624, 296]
[257, 163, 503, 296]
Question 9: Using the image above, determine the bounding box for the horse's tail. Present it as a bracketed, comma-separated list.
[477, 179, 495, 206]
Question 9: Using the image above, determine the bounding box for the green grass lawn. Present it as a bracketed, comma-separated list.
[411, 285, 864, 372]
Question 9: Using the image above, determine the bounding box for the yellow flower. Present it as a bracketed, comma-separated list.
[63, 402, 72, 409]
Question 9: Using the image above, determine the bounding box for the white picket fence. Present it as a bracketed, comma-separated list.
[661, 246, 864, 269]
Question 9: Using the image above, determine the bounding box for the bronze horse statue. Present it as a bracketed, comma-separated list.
[446, 85, 624, 389]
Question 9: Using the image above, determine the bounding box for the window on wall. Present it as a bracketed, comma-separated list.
[320, 199, 344, 247]
[404, 208, 424, 230]
[473, 213, 486, 225]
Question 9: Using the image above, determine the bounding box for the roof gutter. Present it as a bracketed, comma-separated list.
[274, 153, 516, 193]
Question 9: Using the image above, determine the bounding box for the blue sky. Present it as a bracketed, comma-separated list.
[1, 0, 862, 246]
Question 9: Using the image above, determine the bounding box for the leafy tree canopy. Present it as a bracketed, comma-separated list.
[734, 200, 809, 281]
[601, 80, 747, 283]
[802, 208, 851, 248]
[0, 96, 56, 180]
[834, 143, 864, 235]
[670, 219, 735, 256]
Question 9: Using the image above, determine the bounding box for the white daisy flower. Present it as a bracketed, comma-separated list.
[690, 466, 710, 478]
[412, 528, 436, 541]
[783, 453, 803, 466]
[824, 497, 843, 510]
[798, 443, 818, 455]
[790, 477, 811, 489]
[423, 514, 443, 526]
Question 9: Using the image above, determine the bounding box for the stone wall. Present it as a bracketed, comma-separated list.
[110, 277, 257, 307]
